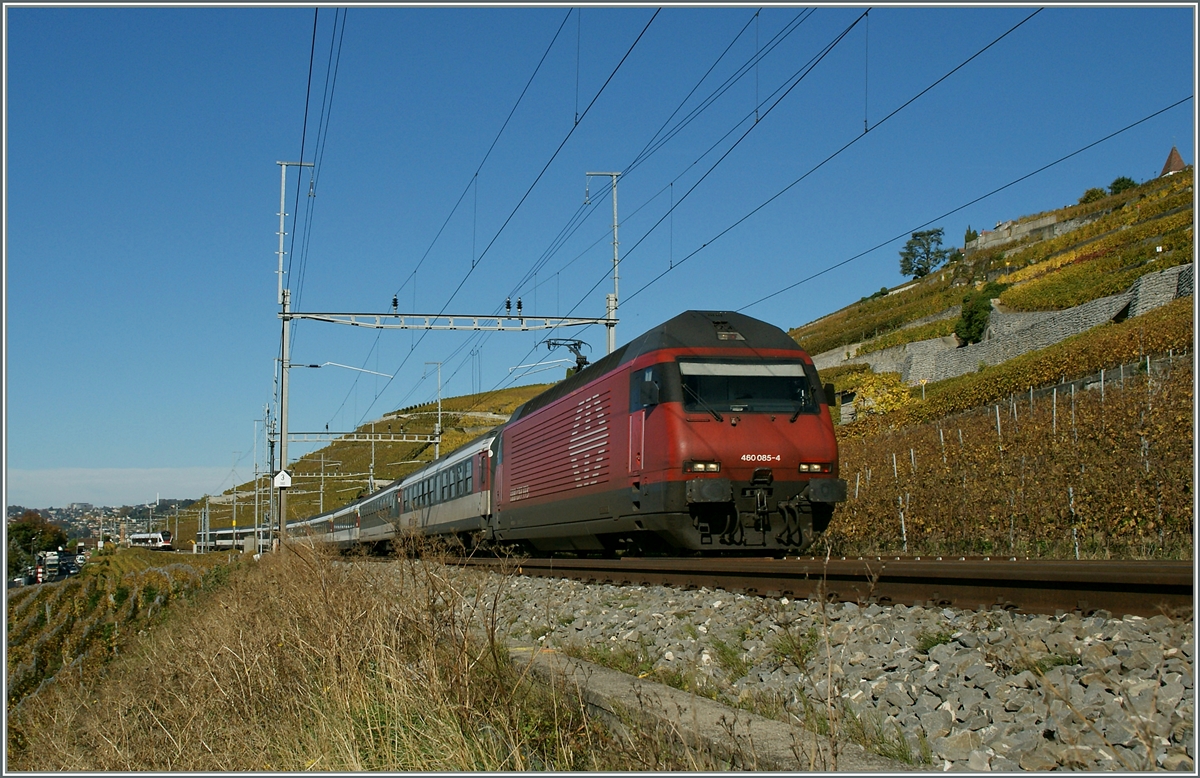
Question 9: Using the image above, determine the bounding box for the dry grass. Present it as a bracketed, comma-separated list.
[5, 542, 734, 771]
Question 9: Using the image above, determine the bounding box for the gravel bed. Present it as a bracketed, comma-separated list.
[467, 571, 1195, 772]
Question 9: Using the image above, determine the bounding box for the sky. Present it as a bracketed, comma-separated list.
[4, 4, 1196, 509]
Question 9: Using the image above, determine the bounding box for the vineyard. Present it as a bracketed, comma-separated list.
[830, 296, 1193, 431]
[828, 355, 1192, 559]
[5, 549, 237, 713]
[789, 277, 964, 358]
[854, 317, 958, 357]
[996, 170, 1193, 288]
[789, 167, 1192, 360]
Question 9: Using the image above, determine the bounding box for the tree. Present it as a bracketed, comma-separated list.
[963, 225, 978, 245]
[1109, 176, 1137, 196]
[1078, 187, 1107, 204]
[898, 228, 949, 278]
[6, 511, 68, 577]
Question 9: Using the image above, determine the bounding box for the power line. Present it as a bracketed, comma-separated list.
[369, 9, 809, 421]
[404, 10, 856, 417]
[285, 9, 320, 291]
[625, 7, 815, 177]
[738, 95, 1194, 312]
[389, 9, 575, 304]
[294, 8, 349, 314]
[619, 8, 1044, 307]
[506, 8, 827, 326]
[352, 8, 662, 426]
[321, 9, 574, 429]
[567, 8, 872, 314]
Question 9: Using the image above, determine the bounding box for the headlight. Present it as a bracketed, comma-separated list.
[684, 461, 721, 473]
[799, 463, 832, 473]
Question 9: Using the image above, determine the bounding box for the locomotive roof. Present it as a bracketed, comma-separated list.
[510, 310, 803, 422]
[623, 310, 803, 355]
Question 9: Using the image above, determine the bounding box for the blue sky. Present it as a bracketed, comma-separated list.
[5, 5, 1195, 508]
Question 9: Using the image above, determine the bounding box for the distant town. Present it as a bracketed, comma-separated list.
[6, 499, 194, 546]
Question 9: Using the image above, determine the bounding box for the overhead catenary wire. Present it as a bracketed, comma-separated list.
[617, 7, 1045, 308]
[738, 95, 1194, 311]
[350, 8, 813, 422]
[321, 9, 576, 429]
[373, 9, 852, 419]
[352, 9, 662, 426]
[294, 8, 349, 316]
[504, 7, 835, 331]
[284, 9, 320, 298]
[515, 7, 813, 306]
[389, 8, 575, 306]
[624, 7, 814, 177]
[567, 8, 872, 314]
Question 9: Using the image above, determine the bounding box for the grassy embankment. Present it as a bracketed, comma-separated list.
[7, 544, 733, 771]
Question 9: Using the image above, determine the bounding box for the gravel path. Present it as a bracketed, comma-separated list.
[462, 570, 1194, 772]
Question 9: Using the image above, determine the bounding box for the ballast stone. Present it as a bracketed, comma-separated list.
[426, 562, 1194, 772]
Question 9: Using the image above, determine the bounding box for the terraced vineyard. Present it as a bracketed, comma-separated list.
[793, 168, 1193, 360]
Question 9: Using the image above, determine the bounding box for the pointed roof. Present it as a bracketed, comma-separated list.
[1160, 146, 1186, 177]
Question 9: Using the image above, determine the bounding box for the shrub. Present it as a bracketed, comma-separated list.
[853, 372, 912, 416]
[954, 282, 1008, 344]
[1078, 187, 1107, 204]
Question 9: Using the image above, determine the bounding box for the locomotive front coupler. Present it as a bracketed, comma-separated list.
[742, 467, 774, 533]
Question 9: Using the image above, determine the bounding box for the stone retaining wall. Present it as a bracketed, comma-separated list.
[816, 264, 1193, 387]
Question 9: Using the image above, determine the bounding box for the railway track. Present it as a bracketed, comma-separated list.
[456, 555, 1193, 618]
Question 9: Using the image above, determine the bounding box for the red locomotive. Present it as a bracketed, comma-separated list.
[492, 310, 844, 554]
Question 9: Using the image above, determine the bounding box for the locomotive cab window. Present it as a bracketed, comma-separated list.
[678, 361, 818, 415]
[630, 364, 663, 411]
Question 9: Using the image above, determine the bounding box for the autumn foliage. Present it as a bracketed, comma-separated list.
[828, 358, 1193, 559]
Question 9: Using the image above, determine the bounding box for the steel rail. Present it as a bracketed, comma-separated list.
[455, 556, 1193, 618]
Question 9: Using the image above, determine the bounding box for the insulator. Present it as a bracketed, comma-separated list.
[505, 298, 511, 313]
[517, 298, 523, 314]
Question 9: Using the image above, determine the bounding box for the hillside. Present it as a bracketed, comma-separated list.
[791, 167, 1192, 361]
[182, 167, 1193, 543]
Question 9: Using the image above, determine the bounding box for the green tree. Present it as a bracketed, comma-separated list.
[1078, 187, 1107, 204]
[6, 511, 68, 577]
[1109, 176, 1137, 196]
[899, 228, 949, 278]
[963, 225, 978, 244]
[954, 282, 1009, 345]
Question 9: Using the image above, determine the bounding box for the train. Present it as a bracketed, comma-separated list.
[195, 526, 272, 554]
[127, 531, 173, 551]
[285, 310, 846, 555]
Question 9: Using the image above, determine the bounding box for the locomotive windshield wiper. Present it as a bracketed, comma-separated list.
[683, 383, 723, 422]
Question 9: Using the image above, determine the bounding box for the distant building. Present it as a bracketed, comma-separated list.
[68, 502, 93, 511]
[1161, 146, 1186, 177]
